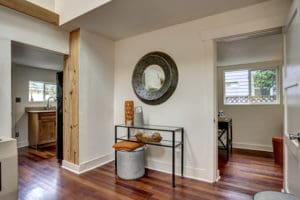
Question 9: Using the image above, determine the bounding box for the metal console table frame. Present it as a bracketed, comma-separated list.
[115, 124, 184, 187]
[218, 117, 233, 161]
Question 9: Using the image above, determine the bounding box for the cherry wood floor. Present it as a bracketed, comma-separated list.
[18, 147, 283, 200]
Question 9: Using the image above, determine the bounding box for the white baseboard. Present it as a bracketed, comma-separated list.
[79, 153, 114, 174]
[17, 140, 29, 148]
[216, 169, 221, 182]
[62, 153, 114, 174]
[62, 154, 214, 183]
[233, 142, 273, 152]
[145, 159, 214, 183]
[62, 160, 80, 174]
[284, 185, 290, 193]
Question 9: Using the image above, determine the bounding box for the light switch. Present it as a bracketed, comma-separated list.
[15, 97, 21, 103]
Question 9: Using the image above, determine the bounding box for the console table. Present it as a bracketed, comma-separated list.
[115, 124, 184, 187]
[218, 117, 233, 161]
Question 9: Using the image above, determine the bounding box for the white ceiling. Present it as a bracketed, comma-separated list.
[62, 0, 267, 40]
[26, 0, 55, 12]
[12, 42, 64, 71]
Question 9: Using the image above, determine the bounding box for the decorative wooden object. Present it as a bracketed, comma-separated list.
[0, 0, 59, 25]
[28, 112, 56, 148]
[135, 132, 162, 143]
[124, 101, 134, 125]
[63, 29, 80, 165]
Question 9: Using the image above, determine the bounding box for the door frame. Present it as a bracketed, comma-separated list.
[212, 30, 287, 182]
[10, 41, 66, 154]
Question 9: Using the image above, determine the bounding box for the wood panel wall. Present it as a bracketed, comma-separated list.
[0, 0, 59, 25]
[63, 29, 80, 165]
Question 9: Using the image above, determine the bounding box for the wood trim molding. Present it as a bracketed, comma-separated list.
[0, 0, 59, 25]
[63, 29, 80, 165]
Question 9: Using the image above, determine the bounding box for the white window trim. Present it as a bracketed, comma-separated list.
[220, 61, 282, 106]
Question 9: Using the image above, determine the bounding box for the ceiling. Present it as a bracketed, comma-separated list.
[62, 0, 267, 40]
[12, 42, 64, 71]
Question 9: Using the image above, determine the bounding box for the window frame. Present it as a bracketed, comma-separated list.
[28, 80, 57, 103]
[221, 62, 281, 106]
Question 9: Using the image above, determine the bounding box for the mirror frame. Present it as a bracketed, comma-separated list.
[132, 52, 178, 105]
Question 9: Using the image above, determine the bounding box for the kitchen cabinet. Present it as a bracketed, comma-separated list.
[28, 111, 56, 148]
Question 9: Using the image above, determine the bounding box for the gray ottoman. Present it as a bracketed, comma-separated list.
[254, 191, 300, 200]
[117, 146, 145, 180]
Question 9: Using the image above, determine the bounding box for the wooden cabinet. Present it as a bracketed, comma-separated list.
[28, 112, 56, 148]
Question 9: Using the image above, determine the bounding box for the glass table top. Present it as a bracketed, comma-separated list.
[115, 124, 183, 132]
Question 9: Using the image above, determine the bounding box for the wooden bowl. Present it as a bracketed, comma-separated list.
[135, 132, 162, 143]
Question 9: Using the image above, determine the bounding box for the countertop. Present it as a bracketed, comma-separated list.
[25, 107, 56, 113]
[27, 110, 56, 113]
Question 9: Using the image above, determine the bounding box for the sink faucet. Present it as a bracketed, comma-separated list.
[46, 97, 56, 110]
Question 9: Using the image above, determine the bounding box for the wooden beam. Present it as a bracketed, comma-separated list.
[63, 29, 80, 165]
[0, 0, 59, 25]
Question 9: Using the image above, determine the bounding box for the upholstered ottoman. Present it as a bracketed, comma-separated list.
[117, 146, 145, 180]
[254, 191, 300, 200]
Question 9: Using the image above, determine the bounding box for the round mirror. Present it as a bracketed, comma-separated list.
[132, 52, 178, 105]
[143, 65, 165, 91]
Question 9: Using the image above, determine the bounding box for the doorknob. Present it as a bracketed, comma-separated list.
[289, 133, 300, 141]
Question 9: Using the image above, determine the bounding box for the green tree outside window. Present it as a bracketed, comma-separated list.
[252, 69, 276, 95]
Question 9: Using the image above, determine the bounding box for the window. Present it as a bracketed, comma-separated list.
[224, 67, 279, 105]
[29, 81, 56, 102]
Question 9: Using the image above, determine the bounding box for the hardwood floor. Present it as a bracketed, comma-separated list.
[18, 147, 283, 200]
[218, 149, 283, 197]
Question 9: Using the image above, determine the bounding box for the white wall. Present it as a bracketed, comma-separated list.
[217, 35, 284, 152]
[79, 30, 115, 167]
[12, 64, 58, 148]
[0, 5, 68, 54]
[0, 39, 11, 138]
[114, 0, 290, 182]
[217, 63, 283, 152]
[218, 34, 284, 66]
[56, 0, 112, 25]
[0, 5, 68, 138]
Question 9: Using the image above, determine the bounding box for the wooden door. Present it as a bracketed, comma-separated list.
[284, 2, 300, 195]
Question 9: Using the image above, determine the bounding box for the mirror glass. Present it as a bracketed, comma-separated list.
[142, 65, 165, 91]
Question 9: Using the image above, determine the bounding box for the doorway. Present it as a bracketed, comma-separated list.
[11, 41, 64, 161]
[215, 29, 285, 192]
